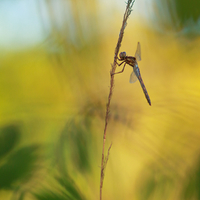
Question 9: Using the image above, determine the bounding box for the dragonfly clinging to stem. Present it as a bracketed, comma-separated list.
[114, 42, 151, 106]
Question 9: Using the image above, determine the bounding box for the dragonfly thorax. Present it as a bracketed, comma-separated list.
[119, 52, 126, 60]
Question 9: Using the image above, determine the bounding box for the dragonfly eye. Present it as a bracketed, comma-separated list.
[119, 52, 126, 59]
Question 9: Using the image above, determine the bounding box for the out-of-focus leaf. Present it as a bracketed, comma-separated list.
[175, 0, 200, 25]
[197, 163, 200, 199]
[0, 145, 39, 189]
[70, 122, 91, 172]
[138, 174, 156, 200]
[18, 191, 25, 200]
[34, 191, 71, 200]
[181, 157, 200, 200]
[57, 176, 85, 200]
[182, 176, 196, 200]
[137, 166, 174, 200]
[0, 124, 21, 159]
[154, 0, 200, 37]
[34, 176, 85, 200]
[57, 117, 93, 174]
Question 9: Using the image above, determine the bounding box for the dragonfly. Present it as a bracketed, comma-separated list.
[115, 42, 151, 106]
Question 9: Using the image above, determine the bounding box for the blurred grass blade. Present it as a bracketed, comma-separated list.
[0, 124, 21, 159]
[0, 145, 39, 189]
[57, 176, 85, 200]
[34, 191, 71, 200]
[34, 176, 85, 200]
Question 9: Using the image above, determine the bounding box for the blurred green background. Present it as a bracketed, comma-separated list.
[0, 0, 200, 200]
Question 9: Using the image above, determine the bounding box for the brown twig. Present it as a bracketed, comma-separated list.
[100, 1, 135, 200]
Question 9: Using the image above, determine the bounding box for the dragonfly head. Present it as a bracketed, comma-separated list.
[119, 52, 126, 60]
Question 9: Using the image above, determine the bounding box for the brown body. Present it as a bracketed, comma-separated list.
[123, 56, 137, 66]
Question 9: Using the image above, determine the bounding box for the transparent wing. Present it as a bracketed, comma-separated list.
[135, 42, 141, 61]
[129, 70, 138, 83]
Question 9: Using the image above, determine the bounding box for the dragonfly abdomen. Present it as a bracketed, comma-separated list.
[137, 75, 151, 106]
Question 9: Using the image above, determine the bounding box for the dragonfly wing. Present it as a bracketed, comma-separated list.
[129, 70, 138, 83]
[135, 42, 141, 61]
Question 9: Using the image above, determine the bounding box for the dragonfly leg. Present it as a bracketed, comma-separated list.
[116, 57, 124, 65]
[116, 60, 125, 66]
[113, 63, 126, 74]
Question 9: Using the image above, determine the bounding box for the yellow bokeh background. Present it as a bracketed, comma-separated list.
[0, 1, 200, 200]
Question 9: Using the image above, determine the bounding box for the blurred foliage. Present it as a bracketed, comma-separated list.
[154, 0, 200, 37]
[0, 145, 39, 189]
[0, 124, 40, 200]
[38, 0, 99, 53]
[136, 155, 200, 200]
[0, 117, 94, 200]
[175, 0, 200, 23]
[0, 124, 20, 159]
[34, 176, 86, 200]
[136, 165, 176, 200]
[181, 157, 200, 200]
[34, 110, 99, 200]
[56, 118, 93, 174]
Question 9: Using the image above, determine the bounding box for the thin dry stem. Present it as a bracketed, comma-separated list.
[100, 1, 135, 200]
